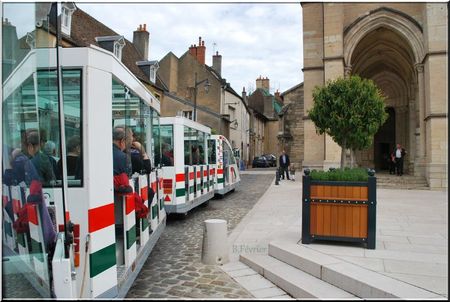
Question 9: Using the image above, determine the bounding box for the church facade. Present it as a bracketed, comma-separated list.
[301, 3, 447, 189]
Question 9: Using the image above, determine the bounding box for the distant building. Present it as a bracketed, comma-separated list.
[247, 76, 283, 158]
[157, 38, 251, 160]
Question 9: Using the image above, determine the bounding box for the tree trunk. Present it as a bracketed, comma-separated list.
[350, 149, 356, 168]
[340, 146, 346, 169]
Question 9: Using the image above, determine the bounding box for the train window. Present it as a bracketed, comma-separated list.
[112, 79, 133, 176]
[198, 131, 205, 165]
[184, 126, 191, 165]
[191, 129, 200, 165]
[208, 139, 216, 164]
[61, 70, 83, 186]
[159, 125, 173, 166]
[151, 109, 162, 167]
[2, 69, 83, 188]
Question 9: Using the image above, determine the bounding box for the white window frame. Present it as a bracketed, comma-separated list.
[183, 110, 193, 120]
[113, 37, 126, 60]
[61, 3, 76, 36]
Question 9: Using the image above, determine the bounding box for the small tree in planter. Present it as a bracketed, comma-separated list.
[308, 75, 388, 168]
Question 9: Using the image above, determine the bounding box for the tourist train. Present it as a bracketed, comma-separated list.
[1, 46, 240, 298]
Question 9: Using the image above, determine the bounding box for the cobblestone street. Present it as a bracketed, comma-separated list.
[127, 173, 274, 299]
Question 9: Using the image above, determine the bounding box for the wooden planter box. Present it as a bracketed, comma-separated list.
[301, 170, 377, 249]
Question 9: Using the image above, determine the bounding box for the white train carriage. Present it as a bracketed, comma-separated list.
[159, 116, 215, 214]
[2, 44, 165, 298]
[209, 135, 241, 196]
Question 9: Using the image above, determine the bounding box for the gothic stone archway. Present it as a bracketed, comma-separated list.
[344, 8, 425, 174]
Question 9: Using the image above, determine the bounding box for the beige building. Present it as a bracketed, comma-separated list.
[302, 3, 447, 189]
[157, 38, 231, 139]
[223, 85, 251, 165]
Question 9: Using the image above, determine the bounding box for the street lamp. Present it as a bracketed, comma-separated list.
[193, 72, 211, 121]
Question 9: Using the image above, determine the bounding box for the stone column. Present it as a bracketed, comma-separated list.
[415, 63, 426, 159]
[344, 65, 352, 78]
[408, 95, 416, 174]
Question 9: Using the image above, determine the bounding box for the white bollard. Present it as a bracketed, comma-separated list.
[201, 219, 229, 265]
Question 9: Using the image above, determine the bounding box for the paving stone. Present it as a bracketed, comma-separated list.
[214, 286, 234, 293]
[181, 281, 197, 287]
[176, 275, 193, 281]
[195, 277, 213, 284]
[125, 174, 274, 299]
[164, 278, 181, 285]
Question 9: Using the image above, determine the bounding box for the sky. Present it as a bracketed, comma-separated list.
[75, 3, 304, 95]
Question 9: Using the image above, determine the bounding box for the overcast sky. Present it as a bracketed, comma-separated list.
[76, 3, 304, 94]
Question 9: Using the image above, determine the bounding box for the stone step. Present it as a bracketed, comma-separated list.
[267, 241, 441, 299]
[240, 253, 357, 299]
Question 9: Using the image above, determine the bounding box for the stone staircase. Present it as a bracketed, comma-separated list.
[376, 173, 429, 190]
[240, 241, 441, 299]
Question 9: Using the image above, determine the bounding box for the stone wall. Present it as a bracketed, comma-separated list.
[281, 84, 304, 170]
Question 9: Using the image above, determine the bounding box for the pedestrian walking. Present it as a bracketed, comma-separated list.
[394, 143, 407, 176]
[279, 150, 290, 180]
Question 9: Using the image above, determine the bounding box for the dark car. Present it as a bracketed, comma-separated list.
[262, 154, 277, 167]
[252, 156, 270, 168]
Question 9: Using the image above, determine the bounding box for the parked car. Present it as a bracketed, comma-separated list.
[252, 156, 270, 168]
[262, 154, 277, 167]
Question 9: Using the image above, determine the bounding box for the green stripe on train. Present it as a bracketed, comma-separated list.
[141, 217, 149, 231]
[176, 188, 185, 197]
[4, 221, 12, 237]
[30, 237, 44, 262]
[90, 243, 116, 278]
[126, 225, 136, 250]
[16, 233, 26, 247]
[218, 177, 225, 184]
[152, 204, 158, 219]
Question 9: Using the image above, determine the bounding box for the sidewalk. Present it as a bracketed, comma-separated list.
[222, 173, 448, 299]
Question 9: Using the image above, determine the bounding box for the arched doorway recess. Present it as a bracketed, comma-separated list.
[344, 8, 425, 174]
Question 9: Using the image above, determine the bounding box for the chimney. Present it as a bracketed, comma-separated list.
[212, 51, 222, 76]
[196, 36, 206, 65]
[189, 44, 197, 58]
[188, 37, 206, 65]
[255, 75, 264, 89]
[133, 23, 149, 60]
[242, 87, 247, 104]
[274, 89, 283, 103]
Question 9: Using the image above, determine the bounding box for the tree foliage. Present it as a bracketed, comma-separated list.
[309, 75, 388, 167]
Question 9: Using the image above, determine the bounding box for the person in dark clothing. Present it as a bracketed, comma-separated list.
[130, 140, 151, 174]
[25, 130, 56, 186]
[394, 144, 407, 176]
[57, 135, 81, 178]
[43, 140, 59, 178]
[279, 150, 291, 180]
[112, 126, 132, 176]
[112, 125, 133, 257]
[389, 151, 396, 175]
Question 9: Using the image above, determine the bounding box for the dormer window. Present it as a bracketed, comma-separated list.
[61, 3, 76, 36]
[136, 60, 159, 84]
[95, 35, 125, 60]
[113, 37, 125, 60]
[149, 62, 159, 83]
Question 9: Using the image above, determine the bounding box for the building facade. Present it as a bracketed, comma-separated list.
[247, 76, 283, 158]
[157, 38, 230, 139]
[280, 83, 304, 170]
[302, 3, 447, 189]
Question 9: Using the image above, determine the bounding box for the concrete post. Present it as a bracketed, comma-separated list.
[201, 219, 229, 265]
